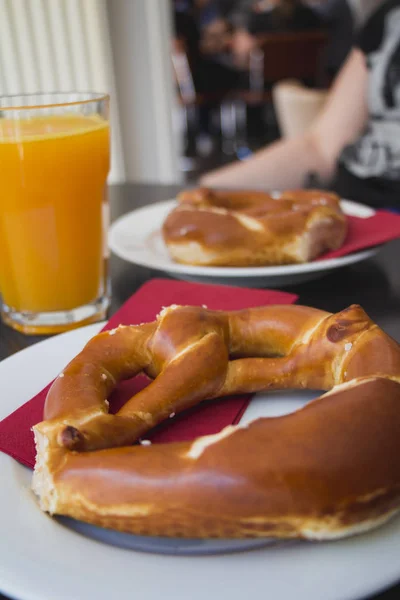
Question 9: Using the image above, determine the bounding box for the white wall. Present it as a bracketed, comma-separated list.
[107, 0, 182, 184]
[0, 0, 181, 185]
[0, 0, 126, 184]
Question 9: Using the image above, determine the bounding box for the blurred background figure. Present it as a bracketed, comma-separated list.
[170, 0, 361, 180]
[172, 0, 244, 164]
[173, 0, 242, 99]
[201, 0, 400, 211]
[205, 0, 322, 68]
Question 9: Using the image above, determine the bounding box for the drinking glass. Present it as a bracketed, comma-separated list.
[0, 92, 110, 334]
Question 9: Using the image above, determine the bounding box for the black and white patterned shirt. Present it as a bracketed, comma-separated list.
[335, 0, 400, 207]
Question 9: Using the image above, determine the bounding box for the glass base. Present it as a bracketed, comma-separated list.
[1, 294, 110, 336]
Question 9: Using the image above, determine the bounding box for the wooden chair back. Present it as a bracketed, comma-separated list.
[256, 30, 328, 86]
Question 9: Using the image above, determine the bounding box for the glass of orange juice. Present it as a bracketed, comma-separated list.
[0, 92, 110, 335]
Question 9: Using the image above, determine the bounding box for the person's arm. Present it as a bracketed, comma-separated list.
[200, 48, 369, 190]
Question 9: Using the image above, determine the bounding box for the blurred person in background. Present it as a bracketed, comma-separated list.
[172, 0, 240, 96]
[172, 0, 242, 148]
[204, 0, 323, 68]
[201, 0, 400, 211]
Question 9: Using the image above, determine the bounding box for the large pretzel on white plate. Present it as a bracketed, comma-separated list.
[162, 188, 348, 266]
[32, 303, 400, 540]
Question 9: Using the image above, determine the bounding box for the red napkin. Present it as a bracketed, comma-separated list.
[319, 210, 400, 260]
[0, 278, 297, 469]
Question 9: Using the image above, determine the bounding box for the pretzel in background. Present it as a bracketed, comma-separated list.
[162, 188, 348, 266]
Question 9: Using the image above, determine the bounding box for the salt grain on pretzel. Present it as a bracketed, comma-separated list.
[32, 304, 400, 540]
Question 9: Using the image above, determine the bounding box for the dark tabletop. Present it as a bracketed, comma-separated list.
[0, 183, 399, 600]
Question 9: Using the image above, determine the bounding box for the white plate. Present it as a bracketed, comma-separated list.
[109, 199, 380, 288]
[1, 325, 400, 600]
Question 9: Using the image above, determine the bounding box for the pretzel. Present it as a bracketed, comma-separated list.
[32, 304, 400, 540]
[162, 188, 348, 266]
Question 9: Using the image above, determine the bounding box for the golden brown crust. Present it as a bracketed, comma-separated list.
[162, 188, 348, 266]
[32, 303, 400, 540]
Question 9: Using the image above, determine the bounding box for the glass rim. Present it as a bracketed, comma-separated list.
[0, 92, 109, 111]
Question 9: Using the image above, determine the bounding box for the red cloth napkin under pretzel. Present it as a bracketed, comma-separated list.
[0, 278, 297, 469]
[319, 210, 400, 260]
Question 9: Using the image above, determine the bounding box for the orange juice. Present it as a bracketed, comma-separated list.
[0, 114, 109, 317]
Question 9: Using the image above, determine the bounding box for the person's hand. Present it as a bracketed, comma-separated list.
[230, 28, 258, 68]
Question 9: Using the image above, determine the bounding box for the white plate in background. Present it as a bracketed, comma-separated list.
[109, 199, 380, 288]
